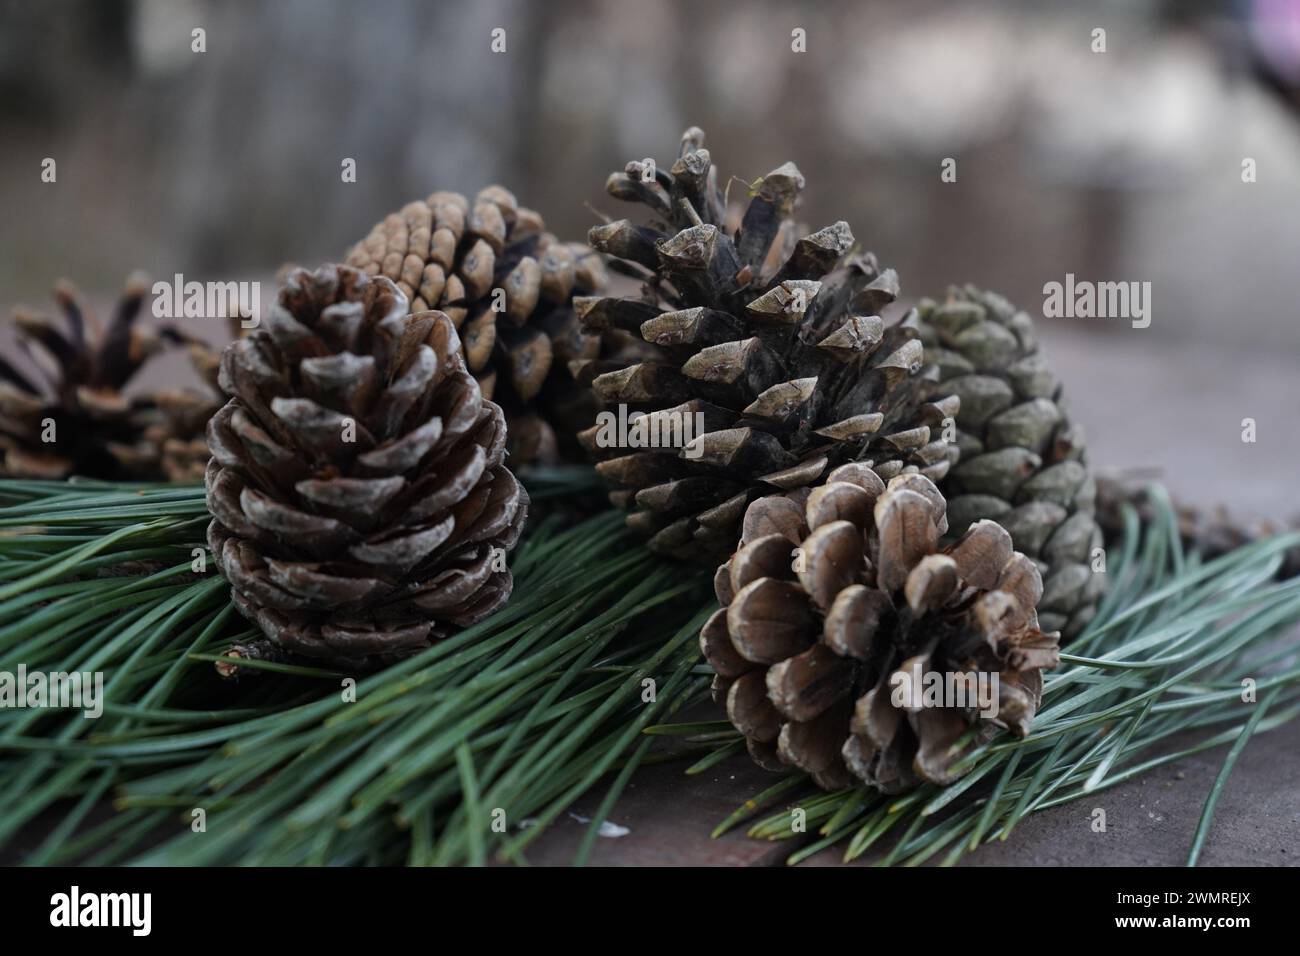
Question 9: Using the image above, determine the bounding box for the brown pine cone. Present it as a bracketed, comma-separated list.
[577, 127, 957, 563]
[205, 265, 528, 669]
[345, 186, 610, 464]
[0, 273, 188, 480]
[701, 464, 1058, 791]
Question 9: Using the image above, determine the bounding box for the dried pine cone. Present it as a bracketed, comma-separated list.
[205, 265, 528, 669]
[702, 464, 1058, 791]
[916, 286, 1105, 638]
[345, 186, 609, 464]
[577, 127, 957, 562]
[0, 274, 194, 480]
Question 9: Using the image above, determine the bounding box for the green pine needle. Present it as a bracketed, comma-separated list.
[3, 477, 1297, 867]
[0, 478, 715, 865]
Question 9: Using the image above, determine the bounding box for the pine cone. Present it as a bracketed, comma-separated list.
[915, 286, 1105, 638]
[205, 265, 529, 669]
[701, 464, 1058, 791]
[0, 274, 187, 480]
[577, 127, 957, 563]
[345, 186, 609, 464]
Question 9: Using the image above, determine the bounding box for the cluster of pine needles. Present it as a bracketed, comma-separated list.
[1, 476, 1298, 865]
[0, 473, 713, 865]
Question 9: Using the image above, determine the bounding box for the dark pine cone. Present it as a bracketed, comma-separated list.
[345, 185, 610, 465]
[702, 464, 1058, 791]
[576, 127, 958, 563]
[0, 274, 195, 480]
[205, 265, 528, 669]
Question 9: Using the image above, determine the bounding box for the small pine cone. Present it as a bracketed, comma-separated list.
[345, 186, 609, 464]
[577, 127, 957, 563]
[915, 286, 1105, 638]
[205, 265, 528, 669]
[0, 273, 185, 480]
[702, 464, 1058, 792]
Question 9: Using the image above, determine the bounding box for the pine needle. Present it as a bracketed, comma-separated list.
[1185, 686, 1279, 867]
[0, 479, 716, 865]
[5, 478, 1299, 867]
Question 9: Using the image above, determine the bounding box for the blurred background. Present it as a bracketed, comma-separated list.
[1, 0, 1298, 517]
